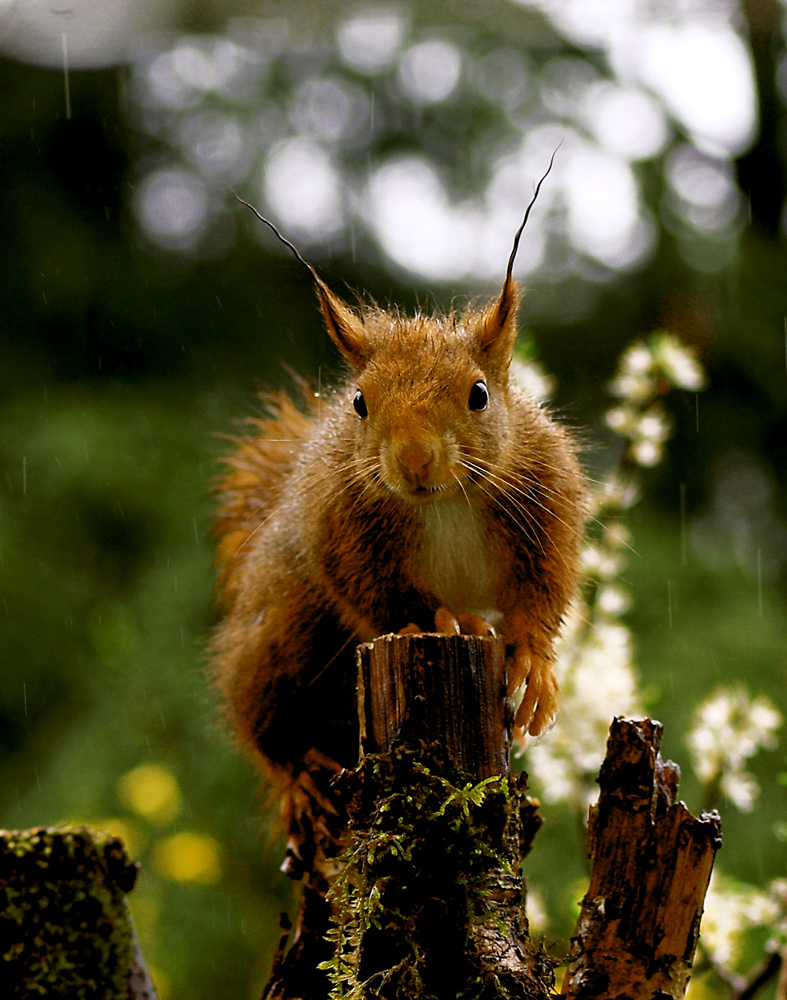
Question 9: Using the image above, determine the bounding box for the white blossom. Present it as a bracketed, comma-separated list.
[701, 872, 783, 967]
[527, 619, 642, 807]
[653, 332, 706, 391]
[581, 543, 625, 580]
[597, 477, 640, 514]
[687, 686, 782, 811]
[510, 356, 555, 404]
[604, 332, 706, 471]
[719, 770, 759, 813]
[608, 343, 656, 401]
[630, 438, 663, 467]
[604, 405, 636, 434]
[597, 584, 631, 616]
[633, 408, 671, 444]
[608, 370, 655, 402]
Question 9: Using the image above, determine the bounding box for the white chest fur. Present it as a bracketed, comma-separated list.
[417, 498, 500, 623]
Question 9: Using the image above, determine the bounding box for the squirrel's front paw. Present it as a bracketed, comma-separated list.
[511, 654, 559, 737]
[434, 607, 498, 637]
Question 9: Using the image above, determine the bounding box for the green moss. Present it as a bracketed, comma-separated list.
[0, 826, 143, 999]
[321, 746, 550, 1000]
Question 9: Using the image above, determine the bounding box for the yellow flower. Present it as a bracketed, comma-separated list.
[118, 764, 183, 825]
[153, 831, 221, 885]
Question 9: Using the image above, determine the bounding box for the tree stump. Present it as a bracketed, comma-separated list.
[338, 632, 550, 999]
[563, 717, 723, 1000]
[0, 826, 157, 1000]
[262, 632, 549, 1000]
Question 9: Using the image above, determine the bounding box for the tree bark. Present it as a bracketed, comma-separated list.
[563, 717, 722, 1000]
[348, 633, 549, 999]
[738, 0, 785, 237]
[358, 632, 510, 775]
[262, 632, 550, 999]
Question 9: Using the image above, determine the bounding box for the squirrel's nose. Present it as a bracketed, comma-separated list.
[397, 440, 435, 481]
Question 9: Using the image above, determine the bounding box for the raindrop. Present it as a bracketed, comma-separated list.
[667, 579, 673, 629]
[61, 34, 71, 120]
[679, 483, 687, 566]
[757, 548, 763, 617]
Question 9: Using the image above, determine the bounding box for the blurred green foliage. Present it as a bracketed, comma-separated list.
[1, 7, 786, 998]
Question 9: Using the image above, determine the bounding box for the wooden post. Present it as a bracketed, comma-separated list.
[322, 633, 551, 999]
[563, 717, 722, 1000]
[358, 632, 511, 775]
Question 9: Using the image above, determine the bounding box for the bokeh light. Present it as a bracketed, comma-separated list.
[133, 167, 209, 249]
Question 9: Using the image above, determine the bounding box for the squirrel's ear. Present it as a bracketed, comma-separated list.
[477, 277, 521, 368]
[314, 278, 368, 369]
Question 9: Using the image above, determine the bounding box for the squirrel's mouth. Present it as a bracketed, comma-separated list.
[403, 482, 457, 503]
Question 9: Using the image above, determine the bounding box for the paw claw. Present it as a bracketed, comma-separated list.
[457, 613, 497, 637]
[434, 607, 461, 635]
[433, 608, 497, 637]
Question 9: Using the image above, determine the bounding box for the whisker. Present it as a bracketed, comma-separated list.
[459, 460, 545, 555]
[460, 457, 587, 572]
[462, 451, 587, 541]
[463, 447, 588, 516]
[488, 469, 584, 542]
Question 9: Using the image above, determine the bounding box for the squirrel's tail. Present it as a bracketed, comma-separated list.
[214, 389, 314, 604]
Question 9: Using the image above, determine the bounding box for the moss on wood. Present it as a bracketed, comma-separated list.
[0, 826, 155, 999]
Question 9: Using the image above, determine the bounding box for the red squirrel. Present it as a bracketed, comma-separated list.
[212, 178, 585, 861]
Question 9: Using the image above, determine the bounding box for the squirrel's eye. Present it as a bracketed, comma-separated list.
[468, 381, 489, 412]
[353, 390, 368, 419]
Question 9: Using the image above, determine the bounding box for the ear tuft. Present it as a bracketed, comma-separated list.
[229, 191, 369, 368]
[476, 147, 556, 367]
[314, 279, 368, 368]
[477, 277, 521, 366]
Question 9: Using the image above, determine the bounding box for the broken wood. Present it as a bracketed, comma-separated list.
[563, 716, 723, 1000]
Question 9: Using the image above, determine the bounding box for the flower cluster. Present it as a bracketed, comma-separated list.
[606, 331, 706, 468]
[687, 686, 783, 812]
[525, 411, 648, 805]
[700, 872, 786, 970]
[519, 330, 786, 995]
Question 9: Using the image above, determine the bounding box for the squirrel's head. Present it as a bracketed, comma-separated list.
[233, 150, 555, 504]
[324, 287, 525, 503]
